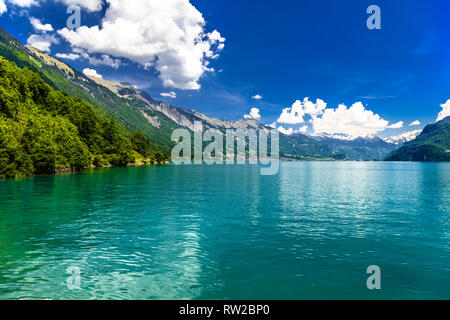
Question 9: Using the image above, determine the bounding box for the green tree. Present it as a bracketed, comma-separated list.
[154, 151, 169, 164]
[131, 130, 152, 158]
[0, 57, 136, 178]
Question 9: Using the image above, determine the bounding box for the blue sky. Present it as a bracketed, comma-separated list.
[1, 0, 449, 139]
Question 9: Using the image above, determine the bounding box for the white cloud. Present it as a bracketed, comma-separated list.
[387, 121, 404, 129]
[278, 126, 308, 135]
[0, 1, 7, 14]
[437, 99, 450, 122]
[83, 68, 102, 79]
[277, 101, 304, 124]
[58, 0, 225, 90]
[208, 29, 225, 43]
[302, 98, 327, 116]
[277, 126, 293, 136]
[56, 48, 121, 68]
[298, 125, 308, 134]
[27, 34, 59, 52]
[409, 120, 421, 126]
[1, 0, 40, 14]
[244, 107, 261, 121]
[8, 0, 38, 7]
[252, 94, 263, 100]
[1, 0, 102, 14]
[89, 54, 122, 69]
[72, 47, 90, 59]
[160, 91, 177, 99]
[30, 17, 54, 32]
[311, 102, 389, 137]
[56, 0, 103, 12]
[384, 130, 422, 145]
[277, 98, 327, 124]
[56, 53, 80, 60]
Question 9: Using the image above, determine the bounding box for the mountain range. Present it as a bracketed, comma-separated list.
[310, 134, 399, 161]
[2, 27, 446, 162]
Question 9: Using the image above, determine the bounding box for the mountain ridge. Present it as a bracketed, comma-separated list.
[0, 27, 403, 162]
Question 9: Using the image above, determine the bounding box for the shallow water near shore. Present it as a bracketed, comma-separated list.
[0, 162, 449, 299]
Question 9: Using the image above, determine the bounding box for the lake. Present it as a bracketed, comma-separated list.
[0, 162, 449, 299]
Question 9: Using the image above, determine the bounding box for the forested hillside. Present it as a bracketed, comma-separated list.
[0, 57, 137, 178]
[0, 27, 178, 154]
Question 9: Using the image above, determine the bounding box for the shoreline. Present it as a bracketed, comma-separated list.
[2, 160, 449, 182]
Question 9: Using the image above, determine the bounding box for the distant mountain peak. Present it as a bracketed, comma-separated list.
[310, 132, 358, 141]
[384, 130, 422, 145]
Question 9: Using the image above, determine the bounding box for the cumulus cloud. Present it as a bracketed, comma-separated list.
[387, 121, 404, 129]
[55, 0, 103, 12]
[252, 94, 263, 100]
[311, 102, 389, 137]
[277, 126, 293, 136]
[274, 98, 403, 138]
[27, 34, 59, 52]
[437, 99, 450, 122]
[2, 0, 102, 13]
[8, 0, 38, 7]
[277, 101, 304, 124]
[277, 98, 326, 124]
[72, 47, 89, 59]
[83, 68, 102, 79]
[30, 17, 54, 32]
[58, 0, 225, 90]
[409, 120, 421, 126]
[244, 108, 261, 121]
[277, 126, 307, 135]
[89, 54, 122, 69]
[298, 125, 308, 134]
[0, 1, 6, 14]
[160, 91, 177, 99]
[56, 53, 80, 60]
[1, 0, 40, 14]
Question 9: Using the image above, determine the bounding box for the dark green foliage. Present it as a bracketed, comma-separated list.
[386, 117, 450, 161]
[153, 151, 170, 164]
[107, 151, 135, 167]
[93, 154, 107, 167]
[131, 130, 152, 158]
[0, 57, 135, 178]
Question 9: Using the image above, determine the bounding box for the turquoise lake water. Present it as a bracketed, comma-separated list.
[0, 162, 449, 300]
